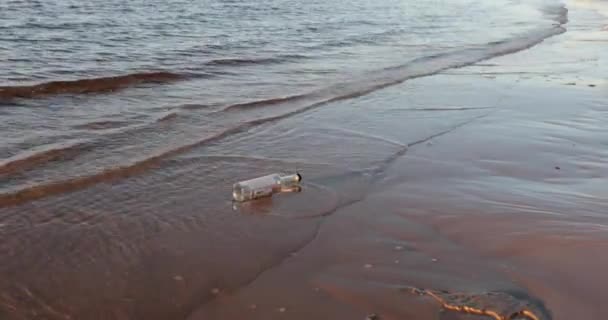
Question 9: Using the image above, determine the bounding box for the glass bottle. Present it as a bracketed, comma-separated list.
[232, 172, 302, 202]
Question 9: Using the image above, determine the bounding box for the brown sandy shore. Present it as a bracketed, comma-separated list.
[1, 3, 607, 320]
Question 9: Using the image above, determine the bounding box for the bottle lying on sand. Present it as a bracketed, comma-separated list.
[232, 172, 302, 202]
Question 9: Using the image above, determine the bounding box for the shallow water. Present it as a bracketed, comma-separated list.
[1, 0, 567, 198]
[1, 0, 607, 319]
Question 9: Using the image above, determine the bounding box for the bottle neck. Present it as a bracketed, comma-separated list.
[279, 173, 302, 185]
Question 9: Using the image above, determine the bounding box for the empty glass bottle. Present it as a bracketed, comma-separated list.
[232, 172, 302, 202]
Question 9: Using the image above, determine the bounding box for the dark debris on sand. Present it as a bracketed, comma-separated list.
[400, 286, 552, 320]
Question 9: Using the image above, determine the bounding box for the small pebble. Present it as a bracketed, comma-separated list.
[589, 84, 596, 87]
[555, 166, 560, 170]
[394, 260, 400, 264]
[278, 307, 287, 313]
[432, 258, 438, 262]
[394, 245, 403, 251]
[249, 304, 257, 310]
[211, 288, 220, 295]
[366, 313, 380, 320]
[173, 275, 184, 281]
[565, 82, 576, 86]
[364, 264, 373, 269]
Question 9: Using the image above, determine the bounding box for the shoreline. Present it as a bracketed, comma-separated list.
[188, 4, 608, 319]
[0, 1, 606, 319]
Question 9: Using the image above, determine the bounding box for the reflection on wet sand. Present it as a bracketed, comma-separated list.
[2, 2, 608, 318]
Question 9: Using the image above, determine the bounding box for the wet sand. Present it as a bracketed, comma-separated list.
[1, 2, 607, 320]
[187, 14, 608, 320]
[191, 95, 607, 317]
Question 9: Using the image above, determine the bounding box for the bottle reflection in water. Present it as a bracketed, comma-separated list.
[232, 173, 302, 202]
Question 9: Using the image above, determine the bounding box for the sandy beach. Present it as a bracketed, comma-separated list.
[187, 9, 608, 319]
[1, 0, 607, 319]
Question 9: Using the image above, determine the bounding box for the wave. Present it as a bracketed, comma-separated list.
[407, 107, 493, 111]
[222, 94, 311, 111]
[540, 4, 569, 25]
[73, 120, 131, 130]
[204, 55, 306, 67]
[222, 26, 567, 113]
[0, 71, 184, 101]
[156, 112, 179, 122]
[178, 103, 216, 110]
[0, 124, 250, 207]
[306, 28, 404, 51]
[0, 104, 336, 207]
[0, 6, 569, 207]
[205, 57, 283, 67]
[0, 141, 89, 176]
